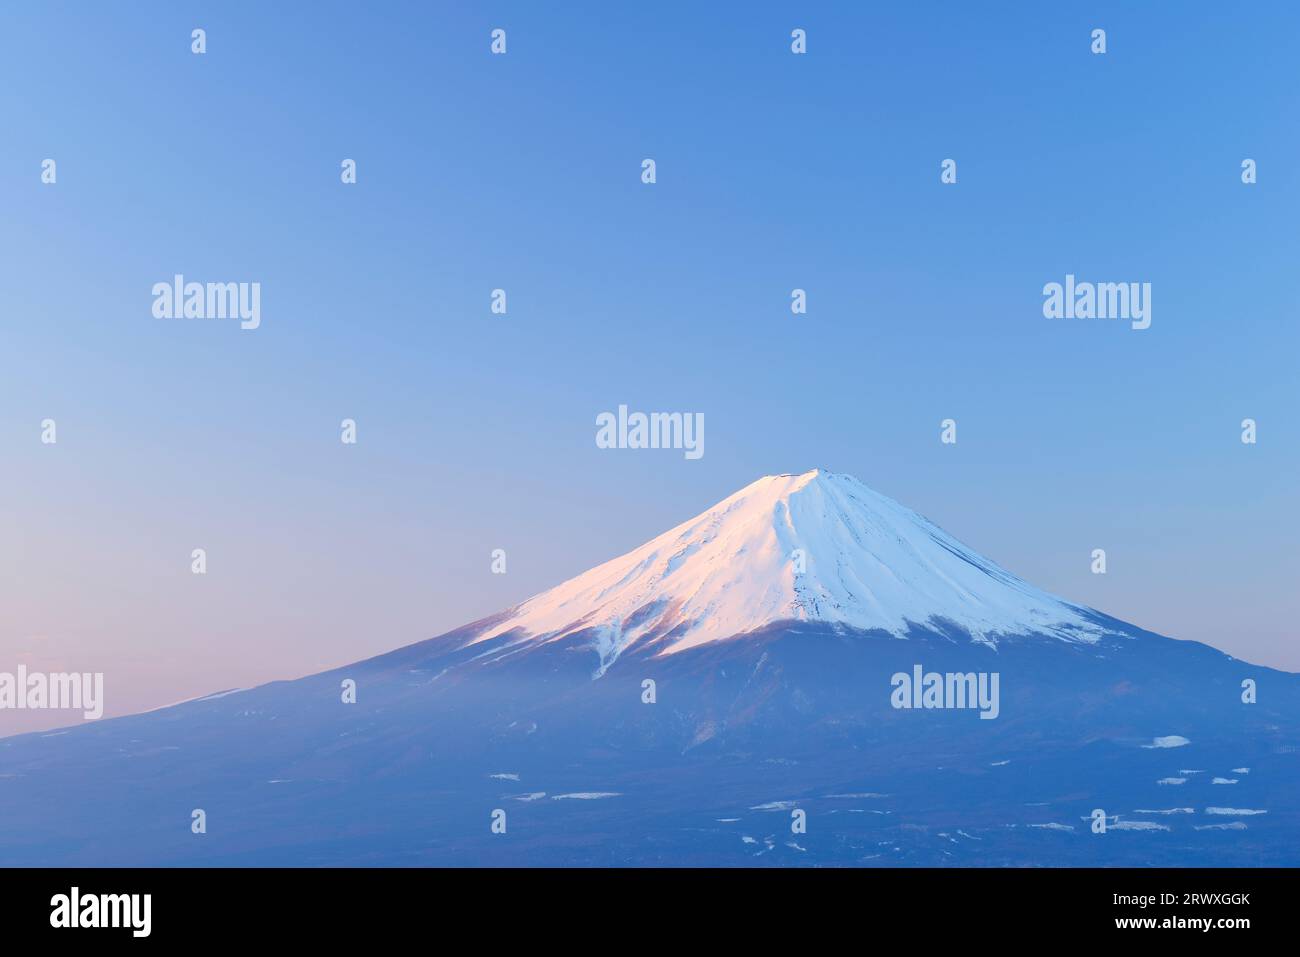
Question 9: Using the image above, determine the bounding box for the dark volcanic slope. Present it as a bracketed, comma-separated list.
[2, 613, 1296, 866]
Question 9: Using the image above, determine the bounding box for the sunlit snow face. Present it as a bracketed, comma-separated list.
[469, 470, 1109, 672]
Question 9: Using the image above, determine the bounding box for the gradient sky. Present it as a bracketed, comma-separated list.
[3, 2, 1297, 734]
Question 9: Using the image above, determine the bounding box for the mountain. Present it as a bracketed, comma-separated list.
[475, 470, 1111, 673]
[1, 470, 1297, 866]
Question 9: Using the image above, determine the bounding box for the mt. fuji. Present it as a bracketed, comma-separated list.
[2, 471, 1297, 866]
[474, 469, 1109, 670]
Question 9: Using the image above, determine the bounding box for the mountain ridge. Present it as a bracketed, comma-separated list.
[470, 468, 1114, 675]
[2, 471, 1296, 867]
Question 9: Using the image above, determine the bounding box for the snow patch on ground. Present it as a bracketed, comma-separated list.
[551, 792, 620, 800]
[1204, 807, 1267, 816]
[1112, 820, 1170, 831]
[823, 792, 888, 799]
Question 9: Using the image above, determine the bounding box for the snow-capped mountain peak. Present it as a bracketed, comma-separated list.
[473, 469, 1107, 671]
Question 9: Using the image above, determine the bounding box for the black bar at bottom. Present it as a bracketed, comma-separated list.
[0, 867, 1285, 942]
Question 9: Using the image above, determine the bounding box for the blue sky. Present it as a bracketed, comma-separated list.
[2, 2, 1297, 729]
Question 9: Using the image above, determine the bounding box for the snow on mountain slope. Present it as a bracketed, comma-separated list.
[473, 469, 1110, 672]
